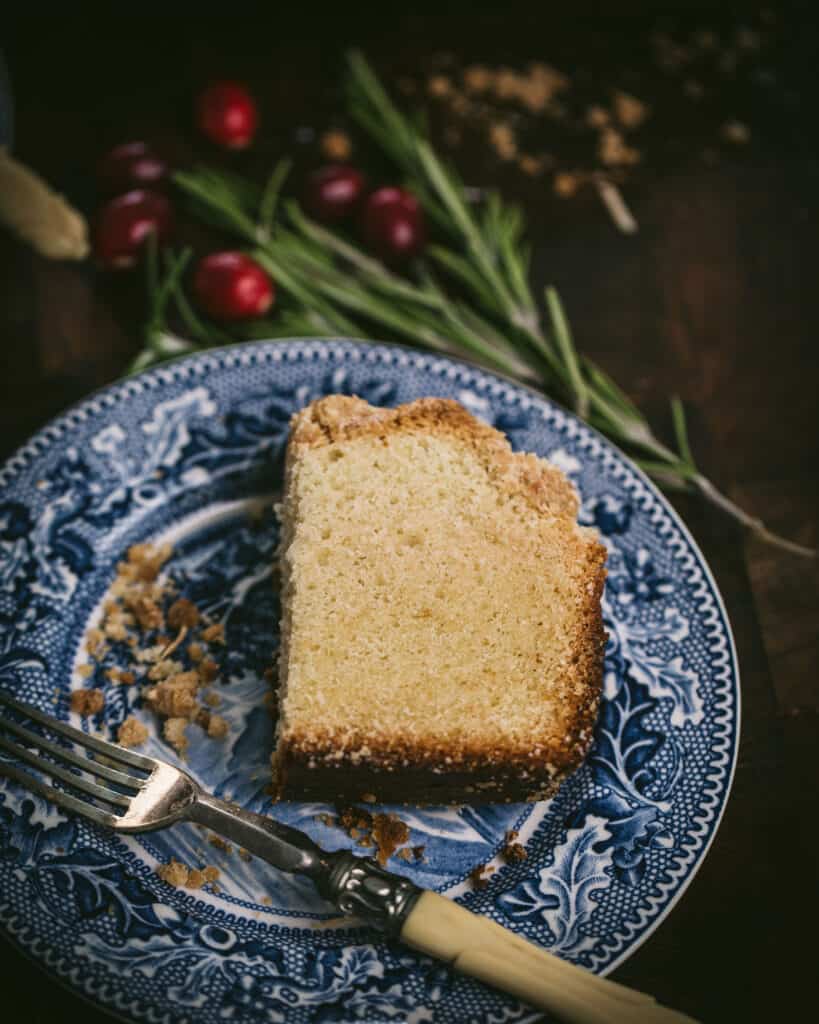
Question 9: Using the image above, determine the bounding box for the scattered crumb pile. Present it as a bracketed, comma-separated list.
[156, 858, 220, 890]
[316, 805, 425, 866]
[73, 543, 228, 753]
[385, 15, 775, 205]
[466, 831, 529, 889]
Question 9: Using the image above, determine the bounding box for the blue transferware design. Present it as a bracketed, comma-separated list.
[0, 339, 739, 1022]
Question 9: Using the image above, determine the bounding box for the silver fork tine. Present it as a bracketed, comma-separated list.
[0, 760, 119, 829]
[0, 690, 156, 771]
[0, 733, 131, 809]
[0, 714, 144, 791]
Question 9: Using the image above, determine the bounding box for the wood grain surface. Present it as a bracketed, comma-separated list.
[1, 5, 817, 1022]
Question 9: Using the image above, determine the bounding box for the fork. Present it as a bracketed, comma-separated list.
[0, 690, 698, 1024]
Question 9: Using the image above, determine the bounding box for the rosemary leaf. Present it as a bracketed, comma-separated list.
[545, 286, 589, 418]
[671, 396, 695, 467]
[258, 159, 292, 241]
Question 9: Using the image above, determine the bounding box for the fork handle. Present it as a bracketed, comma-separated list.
[401, 892, 699, 1024]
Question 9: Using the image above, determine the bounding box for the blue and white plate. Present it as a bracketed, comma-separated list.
[0, 339, 739, 1023]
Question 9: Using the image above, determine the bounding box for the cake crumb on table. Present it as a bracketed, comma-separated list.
[320, 130, 352, 161]
[118, 716, 148, 748]
[70, 688, 105, 716]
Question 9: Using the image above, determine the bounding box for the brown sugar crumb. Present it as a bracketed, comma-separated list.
[199, 659, 220, 683]
[722, 120, 750, 144]
[118, 716, 149, 748]
[187, 868, 206, 889]
[586, 105, 611, 129]
[489, 122, 517, 161]
[320, 130, 352, 161]
[427, 74, 451, 98]
[468, 863, 495, 890]
[338, 805, 373, 833]
[147, 672, 200, 718]
[209, 836, 232, 854]
[163, 716, 189, 754]
[502, 830, 528, 863]
[77, 663, 94, 678]
[206, 714, 228, 739]
[103, 619, 128, 642]
[126, 542, 173, 583]
[187, 642, 204, 663]
[201, 623, 225, 645]
[70, 688, 105, 716]
[554, 172, 582, 198]
[128, 595, 163, 632]
[372, 813, 410, 866]
[85, 627, 104, 655]
[613, 91, 649, 129]
[147, 658, 184, 682]
[157, 859, 189, 887]
[463, 65, 492, 93]
[167, 598, 200, 630]
[598, 128, 640, 167]
[518, 154, 544, 177]
[504, 843, 528, 863]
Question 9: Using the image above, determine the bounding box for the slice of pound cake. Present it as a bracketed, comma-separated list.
[271, 395, 606, 805]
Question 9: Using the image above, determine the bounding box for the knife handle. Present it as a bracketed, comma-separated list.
[400, 891, 699, 1024]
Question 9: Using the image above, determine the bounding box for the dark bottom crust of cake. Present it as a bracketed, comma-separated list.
[275, 758, 570, 806]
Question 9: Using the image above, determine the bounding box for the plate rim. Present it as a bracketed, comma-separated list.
[0, 335, 740, 1001]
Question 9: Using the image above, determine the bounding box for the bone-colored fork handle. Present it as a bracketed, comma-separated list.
[401, 892, 699, 1024]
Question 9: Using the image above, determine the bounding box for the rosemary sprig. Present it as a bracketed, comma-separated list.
[128, 55, 814, 557]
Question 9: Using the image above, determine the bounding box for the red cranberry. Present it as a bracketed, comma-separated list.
[193, 252, 274, 321]
[94, 190, 173, 270]
[303, 164, 366, 224]
[196, 81, 258, 150]
[362, 187, 426, 262]
[97, 142, 168, 195]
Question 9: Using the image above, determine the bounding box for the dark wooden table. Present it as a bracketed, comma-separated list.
[1, 6, 817, 1022]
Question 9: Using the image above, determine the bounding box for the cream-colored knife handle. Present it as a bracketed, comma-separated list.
[400, 892, 699, 1024]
